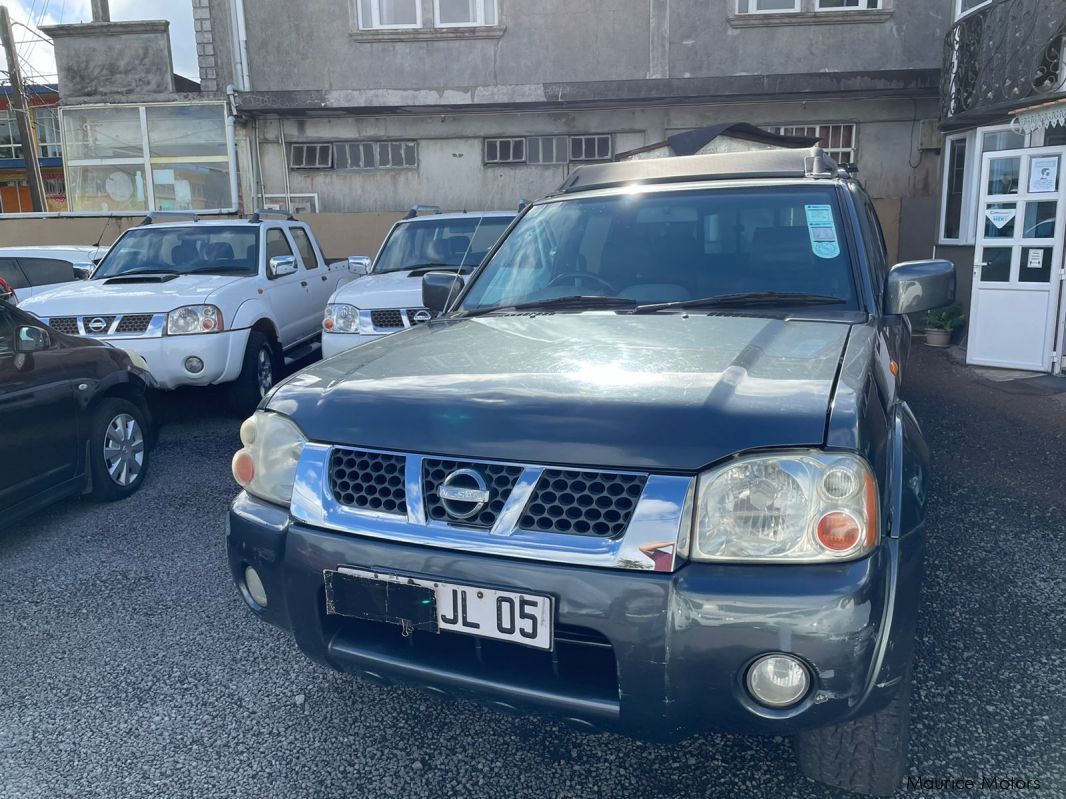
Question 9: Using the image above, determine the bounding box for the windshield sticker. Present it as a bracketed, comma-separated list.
[804, 205, 840, 259]
[985, 208, 1016, 229]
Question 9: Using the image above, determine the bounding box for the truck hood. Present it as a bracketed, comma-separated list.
[20, 274, 244, 315]
[270, 314, 851, 472]
[332, 270, 440, 309]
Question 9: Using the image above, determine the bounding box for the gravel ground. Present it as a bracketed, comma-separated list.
[1, 345, 1065, 798]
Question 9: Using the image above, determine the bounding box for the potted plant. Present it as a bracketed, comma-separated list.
[921, 305, 965, 347]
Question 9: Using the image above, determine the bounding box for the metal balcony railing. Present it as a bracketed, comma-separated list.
[942, 0, 1066, 125]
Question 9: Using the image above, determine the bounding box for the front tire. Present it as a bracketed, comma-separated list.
[227, 332, 278, 416]
[88, 398, 150, 502]
[795, 675, 912, 796]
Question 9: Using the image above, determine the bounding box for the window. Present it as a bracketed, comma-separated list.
[772, 124, 857, 165]
[736, 0, 801, 13]
[0, 109, 21, 159]
[0, 259, 28, 290]
[527, 136, 568, 165]
[335, 141, 418, 170]
[33, 109, 61, 158]
[570, 135, 613, 162]
[290, 143, 333, 169]
[941, 135, 970, 241]
[265, 228, 295, 268]
[955, 0, 992, 18]
[62, 103, 235, 213]
[982, 129, 1026, 152]
[94, 226, 259, 278]
[816, 0, 882, 8]
[461, 186, 859, 311]
[484, 138, 526, 164]
[358, 0, 420, 29]
[435, 0, 497, 27]
[18, 258, 78, 287]
[290, 227, 320, 269]
[374, 216, 513, 273]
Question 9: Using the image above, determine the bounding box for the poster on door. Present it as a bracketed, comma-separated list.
[1029, 157, 1059, 193]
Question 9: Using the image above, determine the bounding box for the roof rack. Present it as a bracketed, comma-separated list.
[248, 209, 296, 223]
[557, 147, 847, 195]
[403, 205, 443, 220]
[138, 210, 201, 226]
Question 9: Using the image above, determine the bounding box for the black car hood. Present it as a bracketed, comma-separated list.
[270, 314, 850, 471]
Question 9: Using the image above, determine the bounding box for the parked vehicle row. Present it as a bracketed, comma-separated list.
[0, 245, 105, 304]
[4, 148, 959, 796]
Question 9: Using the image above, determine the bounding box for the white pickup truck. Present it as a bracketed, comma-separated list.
[20, 213, 356, 413]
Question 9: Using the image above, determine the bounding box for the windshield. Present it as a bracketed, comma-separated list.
[460, 186, 859, 313]
[93, 226, 260, 278]
[373, 216, 513, 274]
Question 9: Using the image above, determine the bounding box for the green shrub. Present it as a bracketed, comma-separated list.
[921, 304, 966, 331]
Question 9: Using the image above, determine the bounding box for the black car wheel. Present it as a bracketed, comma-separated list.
[795, 673, 912, 796]
[88, 398, 150, 502]
[227, 332, 278, 416]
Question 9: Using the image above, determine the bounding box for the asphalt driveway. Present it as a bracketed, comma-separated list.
[1, 346, 1064, 798]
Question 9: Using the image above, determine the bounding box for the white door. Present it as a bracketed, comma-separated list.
[262, 226, 316, 347]
[968, 146, 1066, 372]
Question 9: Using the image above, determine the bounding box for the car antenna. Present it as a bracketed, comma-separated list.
[93, 216, 112, 249]
[447, 214, 484, 314]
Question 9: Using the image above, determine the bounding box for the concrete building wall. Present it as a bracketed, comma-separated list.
[226, 0, 948, 97]
[251, 97, 940, 215]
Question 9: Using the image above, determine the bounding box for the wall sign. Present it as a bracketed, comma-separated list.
[985, 208, 1016, 229]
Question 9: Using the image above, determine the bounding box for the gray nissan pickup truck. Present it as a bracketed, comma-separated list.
[226, 148, 955, 795]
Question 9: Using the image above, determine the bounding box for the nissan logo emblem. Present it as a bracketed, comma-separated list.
[412, 310, 433, 324]
[437, 469, 491, 520]
[87, 317, 108, 333]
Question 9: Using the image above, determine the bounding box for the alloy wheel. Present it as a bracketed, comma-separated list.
[257, 346, 274, 397]
[102, 413, 144, 487]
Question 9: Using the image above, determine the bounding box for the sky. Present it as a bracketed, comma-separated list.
[0, 0, 198, 85]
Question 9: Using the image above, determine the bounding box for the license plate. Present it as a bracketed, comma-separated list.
[326, 567, 554, 651]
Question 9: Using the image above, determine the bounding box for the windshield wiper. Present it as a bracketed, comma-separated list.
[631, 292, 847, 314]
[104, 268, 179, 278]
[461, 295, 638, 318]
[186, 265, 256, 275]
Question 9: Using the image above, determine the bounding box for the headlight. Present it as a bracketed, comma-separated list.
[690, 451, 877, 563]
[231, 411, 307, 506]
[167, 304, 223, 335]
[323, 304, 360, 333]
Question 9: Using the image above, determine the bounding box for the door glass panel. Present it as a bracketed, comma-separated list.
[1019, 247, 1053, 283]
[1027, 155, 1060, 193]
[983, 202, 1017, 238]
[987, 158, 1021, 195]
[980, 247, 1012, 282]
[1022, 201, 1057, 239]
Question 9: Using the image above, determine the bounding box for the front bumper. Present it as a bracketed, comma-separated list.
[112, 329, 250, 390]
[228, 493, 921, 738]
[321, 331, 385, 359]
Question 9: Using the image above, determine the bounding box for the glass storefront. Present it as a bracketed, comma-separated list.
[61, 103, 235, 213]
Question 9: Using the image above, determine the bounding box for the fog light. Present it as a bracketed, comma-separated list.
[185, 356, 205, 374]
[746, 654, 810, 708]
[244, 566, 268, 608]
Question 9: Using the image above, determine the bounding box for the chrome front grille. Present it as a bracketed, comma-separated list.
[330, 449, 407, 516]
[47, 317, 79, 335]
[42, 313, 163, 338]
[422, 459, 524, 529]
[294, 445, 694, 572]
[370, 309, 404, 329]
[519, 470, 647, 538]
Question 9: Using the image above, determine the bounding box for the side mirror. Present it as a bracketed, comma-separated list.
[269, 255, 298, 278]
[72, 262, 95, 280]
[884, 259, 956, 316]
[16, 325, 51, 353]
[347, 256, 372, 276]
[422, 272, 466, 314]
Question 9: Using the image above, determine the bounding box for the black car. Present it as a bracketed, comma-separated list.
[0, 301, 155, 527]
[226, 148, 955, 795]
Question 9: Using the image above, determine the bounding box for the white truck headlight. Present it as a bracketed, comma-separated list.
[231, 411, 307, 507]
[323, 303, 360, 334]
[690, 451, 877, 563]
[167, 304, 224, 335]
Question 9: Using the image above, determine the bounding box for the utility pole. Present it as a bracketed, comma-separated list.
[90, 0, 110, 22]
[0, 5, 47, 212]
